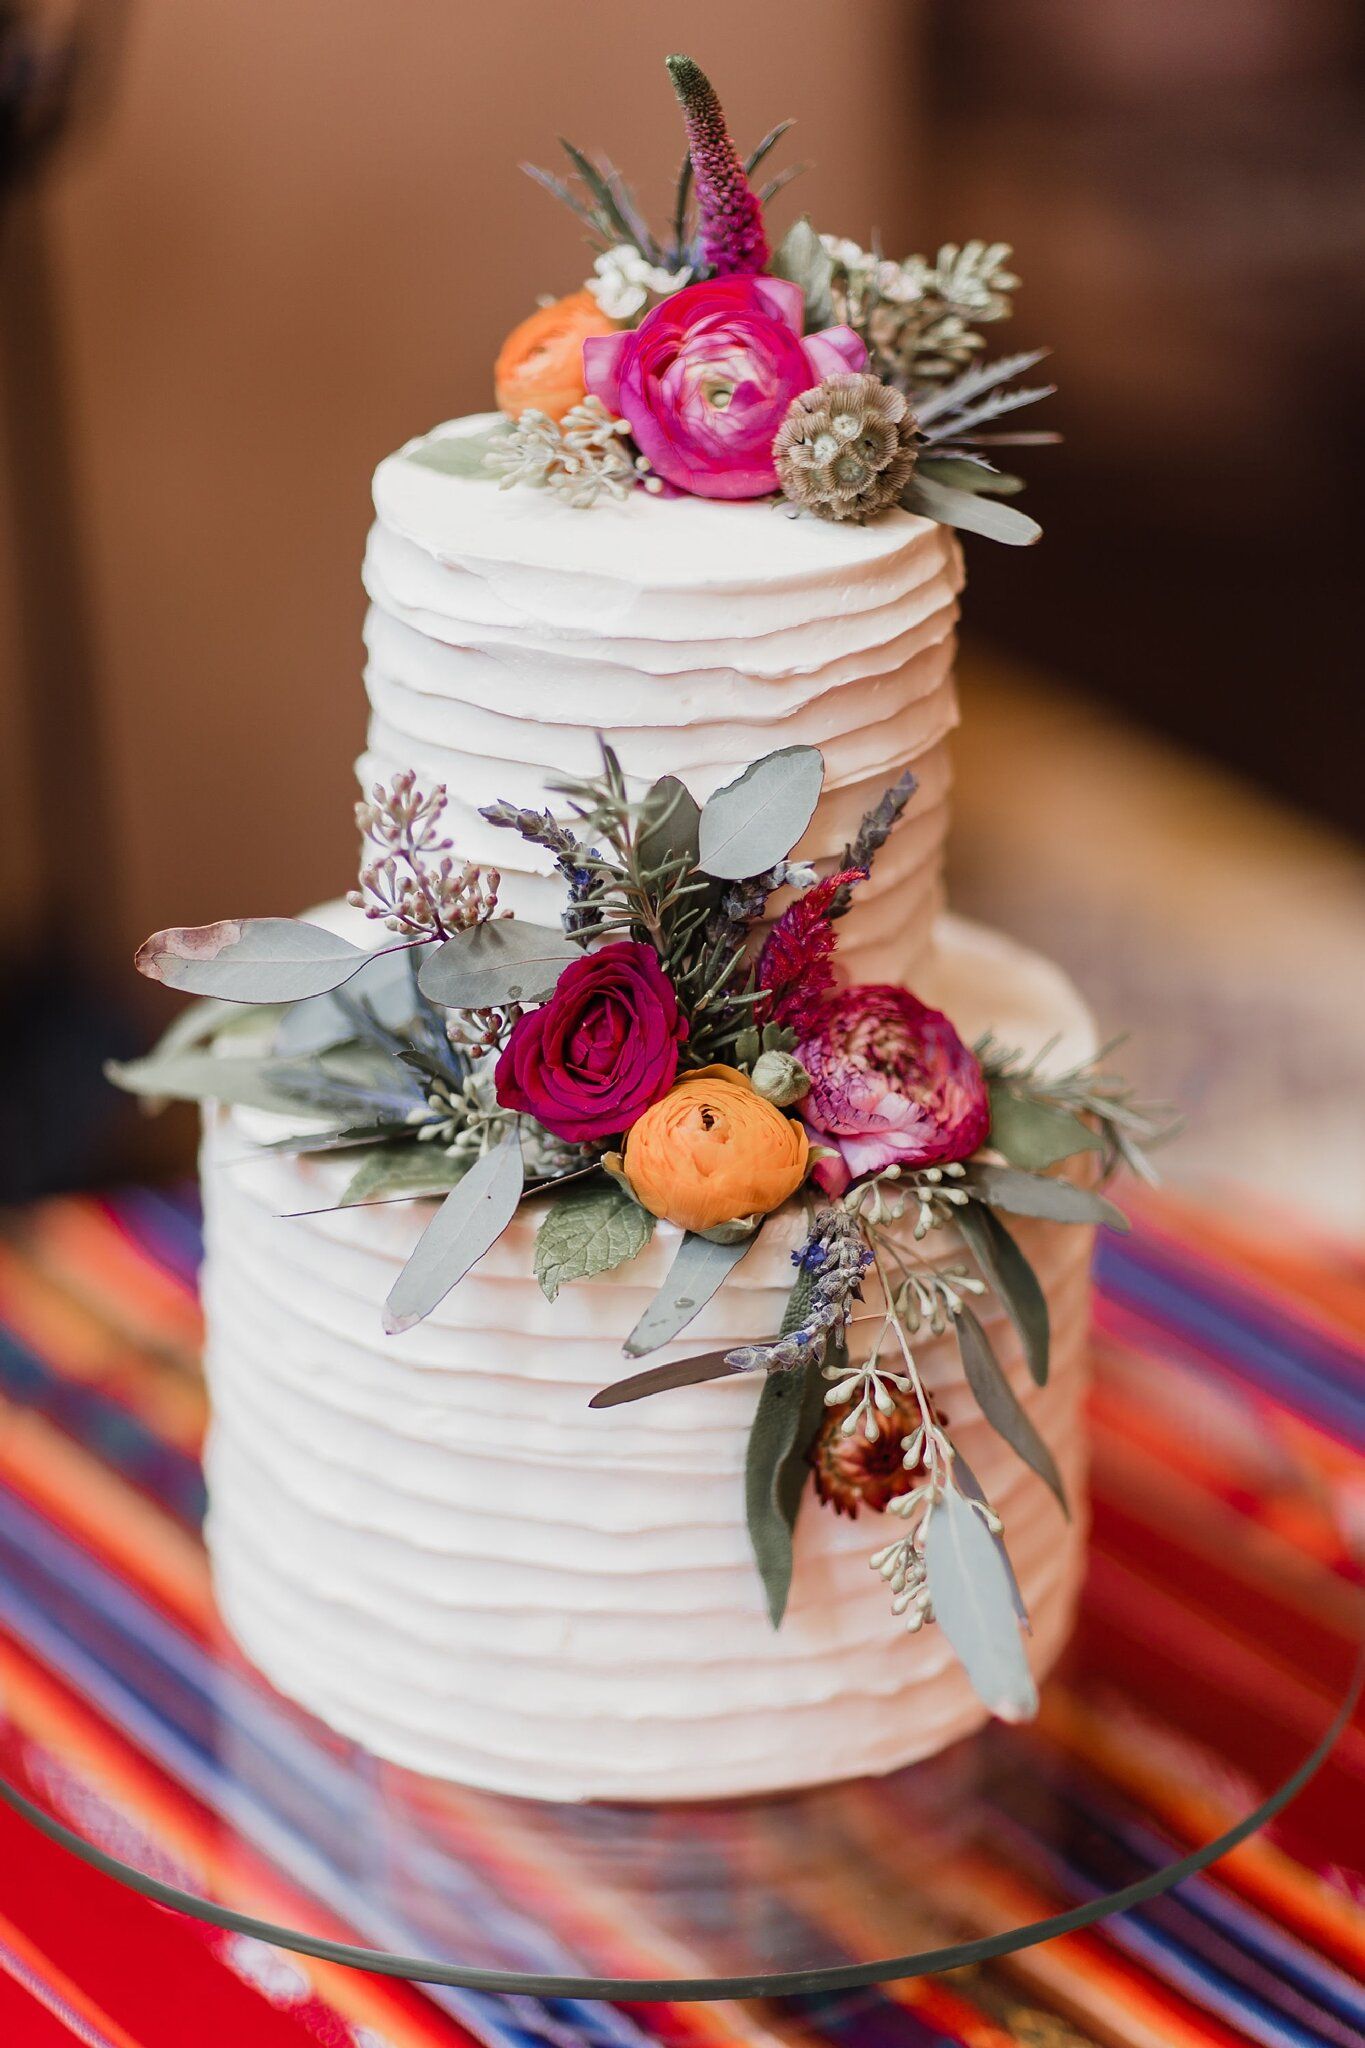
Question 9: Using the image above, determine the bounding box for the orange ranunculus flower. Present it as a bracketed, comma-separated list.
[494, 291, 619, 423]
[622, 1065, 810, 1234]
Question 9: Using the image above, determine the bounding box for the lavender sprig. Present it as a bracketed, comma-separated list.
[830, 769, 918, 918]
[726, 1208, 872, 1374]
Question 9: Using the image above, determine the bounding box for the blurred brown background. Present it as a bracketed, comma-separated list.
[2, 0, 1363, 1219]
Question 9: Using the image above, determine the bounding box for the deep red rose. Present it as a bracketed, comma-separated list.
[796, 984, 990, 1195]
[494, 940, 686, 1144]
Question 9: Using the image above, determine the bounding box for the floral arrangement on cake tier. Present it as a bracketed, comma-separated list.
[411, 52, 1056, 545]
[114, 748, 1172, 1719]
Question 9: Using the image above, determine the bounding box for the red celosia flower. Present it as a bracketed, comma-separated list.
[756, 868, 866, 1034]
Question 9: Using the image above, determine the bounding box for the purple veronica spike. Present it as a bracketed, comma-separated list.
[666, 54, 769, 276]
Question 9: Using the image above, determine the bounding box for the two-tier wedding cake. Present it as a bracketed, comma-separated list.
[116, 56, 1159, 1803]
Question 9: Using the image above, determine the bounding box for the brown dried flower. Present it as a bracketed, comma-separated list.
[773, 374, 918, 524]
[808, 1385, 923, 1518]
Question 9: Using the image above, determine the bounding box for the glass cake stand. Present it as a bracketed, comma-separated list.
[1, 1356, 1361, 2002]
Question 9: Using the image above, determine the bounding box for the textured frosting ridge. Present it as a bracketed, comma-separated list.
[360, 416, 964, 984]
[201, 910, 1097, 1801]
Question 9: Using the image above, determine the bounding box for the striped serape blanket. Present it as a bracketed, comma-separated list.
[0, 1182, 1361, 2047]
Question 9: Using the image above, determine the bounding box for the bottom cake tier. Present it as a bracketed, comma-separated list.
[199, 913, 1096, 1803]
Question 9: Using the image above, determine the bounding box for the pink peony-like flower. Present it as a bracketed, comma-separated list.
[796, 984, 990, 1196]
[495, 940, 686, 1145]
[582, 276, 866, 500]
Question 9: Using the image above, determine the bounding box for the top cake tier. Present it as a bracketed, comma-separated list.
[360, 415, 964, 985]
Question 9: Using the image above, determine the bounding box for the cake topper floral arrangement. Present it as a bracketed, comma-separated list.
[413, 53, 1055, 544]
[113, 748, 1169, 1720]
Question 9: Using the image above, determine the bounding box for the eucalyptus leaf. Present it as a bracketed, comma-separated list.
[697, 746, 825, 881]
[623, 1230, 758, 1358]
[383, 1128, 525, 1335]
[419, 921, 581, 1010]
[635, 774, 701, 879]
[924, 1484, 1038, 1721]
[589, 1347, 744, 1409]
[534, 1180, 654, 1302]
[770, 216, 835, 331]
[953, 1453, 1030, 1631]
[147, 995, 282, 1061]
[903, 475, 1042, 547]
[956, 1201, 1050, 1387]
[405, 423, 511, 478]
[341, 1146, 471, 1208]
[965, 1161, 1128, 1232]
[135, 918, 372, 1003]
[987, 1083, 1101, 1172]
[955, 1304, 1067, 1517]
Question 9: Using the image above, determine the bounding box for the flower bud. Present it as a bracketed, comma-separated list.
[750, 1049, 811, 1107]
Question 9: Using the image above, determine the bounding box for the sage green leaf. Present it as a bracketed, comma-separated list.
[135, 919, 371, 1004]
[589, 1348, 744, 1409]
[623, 1230, 758, 1358]
[956, 1201, 1051, 1387]
[275, 949, 417, 1057]
[953, 1452, 1030, 1630]
[987, 1083, 1101, 1172]
[697, 746, 825, 881]
[383, 1128, 524, 1335]
[743, 1261, 822, 1627]
[916, 457, 1025, 497]
[965, 1161, 1129, 1232]
[636, 774, 701, 877]
[405, 423, 511, 477]
[534, 1180, 654, 1302]
[770, 216, 835, 330]
[955, 1304, 1067, 1517]
[418, 921, 580, 1010]
[146, 995, 282, 1061]
[903, 474, 1042, 547]
[745, 1357, 823, 1629]
[924, 1484, 1038, 1721]
[341, 1146, 471, 1208]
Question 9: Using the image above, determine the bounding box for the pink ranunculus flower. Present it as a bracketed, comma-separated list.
[494, 939, 686, 1145]
[796, 984, 991, 1196]
[582, 276, 866, 500]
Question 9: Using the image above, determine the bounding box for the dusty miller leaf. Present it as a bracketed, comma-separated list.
[419, 921, 580, 1009]
[987, 1083, 1101, 1172]
[383, 1127, 525, 1335]
[534, 1180, 654, 1302]
[955, 1303, 1067, 1517]
[956, 1201, 1050, 1387]
[697, 746, 825, 881]
[105, 1051, 389, 1121]
[924, 1484, 1038, 1721]
[623, 1230, 758, 1358]
[135, 919, 372, 1004]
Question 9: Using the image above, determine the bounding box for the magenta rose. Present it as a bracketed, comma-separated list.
[494, 940, 686, 1144]
[582, 276, 866, 500]
[796, 985, 990, 1196]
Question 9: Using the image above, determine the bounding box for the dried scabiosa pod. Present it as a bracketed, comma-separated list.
[774, 373, 918, 523]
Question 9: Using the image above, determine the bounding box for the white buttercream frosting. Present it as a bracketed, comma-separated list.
[200, 912, 1096, 1802]
[359, 416, 964, 984]
[194, 419, 1098, 1803]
